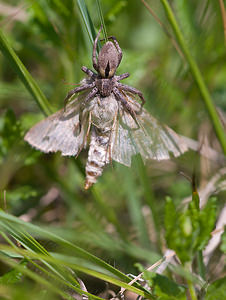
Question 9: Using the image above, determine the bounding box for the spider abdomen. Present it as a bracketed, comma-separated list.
[98, 41, 118, 78]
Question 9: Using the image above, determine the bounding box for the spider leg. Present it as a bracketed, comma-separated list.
[116, 83, 146, 106]
[84, 87, 98, 103]
[64, 82, 95, 110]
[113, 87, 139, 126]
[107, 36, 122, 66]
[115, 72, 130, 81]
[93, 26, 102, 72]
[81, 66, 97, 79]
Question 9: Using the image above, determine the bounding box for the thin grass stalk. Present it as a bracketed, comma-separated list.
[141, 0, 184, 59]
[219, 0, 226, 44]
[96, 0, 108, 41]
[160, 0, 226, 156]
[0, 29, 52, 116]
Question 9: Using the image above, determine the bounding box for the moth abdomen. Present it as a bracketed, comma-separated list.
[84, 128, 110, 189]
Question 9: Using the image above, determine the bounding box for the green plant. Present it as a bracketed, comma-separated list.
[0, 0, 225, 299]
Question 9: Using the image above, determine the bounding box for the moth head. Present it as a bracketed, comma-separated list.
[98, 41, 119, 78]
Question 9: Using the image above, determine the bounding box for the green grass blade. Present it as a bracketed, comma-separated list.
[0, 246, 153, 299]
[77, 0, 97, 45]
[0, 29, 52, 116]
[160, 0, 226, 155]
[0, 210, 132, 282]
[197, 251, 206, 280]
[0, 253, 81, 300]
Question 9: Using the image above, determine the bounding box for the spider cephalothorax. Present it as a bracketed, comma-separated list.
[64, 27, 145, 118]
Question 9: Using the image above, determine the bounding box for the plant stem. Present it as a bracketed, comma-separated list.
[187, 279, 198, 300]
[185, 262, 198, 300]
[160, 0, 226, 156]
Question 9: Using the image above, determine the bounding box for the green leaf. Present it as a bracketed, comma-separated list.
[195, 197, 217, 251]
[164, 196, 177, 239]
[143, 271, 186, 300]
[164, 194, 217, 263]
[220, 229, 226, 254]
[205, 277, 226, 300]
[0, 260, 27, 284]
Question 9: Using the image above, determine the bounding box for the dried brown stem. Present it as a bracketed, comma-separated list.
[140, 0, 184, 59]
[219, 0, 226, 44]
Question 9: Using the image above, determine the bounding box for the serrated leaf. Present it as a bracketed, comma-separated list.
[196, 197, 217, 250]
[164, 194, 217, 263]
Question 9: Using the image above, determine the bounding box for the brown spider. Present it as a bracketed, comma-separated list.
[64, 27, 145, 119]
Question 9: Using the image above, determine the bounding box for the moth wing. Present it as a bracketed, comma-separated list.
[24, 98, 89, 156]
[111, 94, 188, 167]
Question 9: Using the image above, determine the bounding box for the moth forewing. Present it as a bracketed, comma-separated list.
[111, 93, 188, 166]
[24, 95, 89, 156]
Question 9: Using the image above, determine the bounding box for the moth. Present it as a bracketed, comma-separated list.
[24, 27, 188, 189]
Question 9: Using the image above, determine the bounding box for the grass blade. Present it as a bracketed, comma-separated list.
[160, 0, 226, 155]
[0, 210, 132, 281]
[0, 246, 153, 299]
[77, 0, 97, 45]
[0, 29, 52, 116]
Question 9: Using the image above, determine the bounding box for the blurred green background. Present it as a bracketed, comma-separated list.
[0, 0, 225, 299]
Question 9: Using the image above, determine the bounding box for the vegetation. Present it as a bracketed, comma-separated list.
[0, 0, 225, 299]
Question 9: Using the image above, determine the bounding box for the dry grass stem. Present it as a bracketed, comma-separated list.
[219, 0, 226, 44]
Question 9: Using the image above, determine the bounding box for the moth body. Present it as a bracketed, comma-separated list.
[85, 127, 110, 189]
[85, 95, 118, 189]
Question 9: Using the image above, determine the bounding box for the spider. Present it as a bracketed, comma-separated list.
[64, 27, 145, 120]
